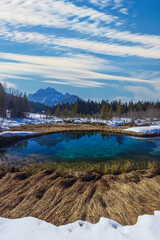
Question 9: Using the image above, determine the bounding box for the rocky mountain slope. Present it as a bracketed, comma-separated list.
[28, 87, 80, 106]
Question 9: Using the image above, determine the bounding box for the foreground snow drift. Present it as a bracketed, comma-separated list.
[0, 131, 38, 138]
[125, 125, 160, 134]
[0, 212, 160, 240]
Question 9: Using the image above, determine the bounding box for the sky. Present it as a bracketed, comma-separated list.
[0, 0, 160, 102]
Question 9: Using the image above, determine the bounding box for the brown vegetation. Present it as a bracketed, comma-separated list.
[0, 168, 160, 226]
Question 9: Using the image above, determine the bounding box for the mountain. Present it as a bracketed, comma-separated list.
[28, 87, 80, 106]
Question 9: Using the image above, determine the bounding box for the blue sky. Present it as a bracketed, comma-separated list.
[0, 0, 160, 102]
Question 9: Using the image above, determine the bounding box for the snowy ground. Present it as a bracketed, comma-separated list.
[0, 131, 38, 138]
[0, 114, 160, 131]
[0, 212, 160, 240]
[73, 117, 132, 126]
[0, 116, 64, 130]
[0, 116, 135, 130]
[125, 125, 160, 134]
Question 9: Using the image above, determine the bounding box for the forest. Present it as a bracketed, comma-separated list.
[52, 98, 160, 120]
[0, 83, 160, 119]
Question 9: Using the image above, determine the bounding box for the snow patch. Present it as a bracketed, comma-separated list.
[0, 117, 64, 130]
[1, 116, 160, 131]
[0, 131, 38, 138]
[125, 125, 160, 134]
[0, 212, 160, 240]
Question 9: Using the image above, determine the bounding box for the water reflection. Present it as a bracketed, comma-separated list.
[0, 132, 159, 166]
[9, 141, 28, 153]
[116, 135, 124, 145]
[0, 149, 6, 162]
[35, 132, 79, 148]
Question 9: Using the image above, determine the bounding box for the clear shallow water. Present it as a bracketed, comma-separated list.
[0, 132, 160, 165]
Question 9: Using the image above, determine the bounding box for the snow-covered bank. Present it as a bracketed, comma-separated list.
[0, 131, 38, 138]
[1, 116, 160, 131]
[0, 117, 64, 130]
[0, 212, 160, 240]
[0, 116, 133, 130]
[125, 125, 160, 134]
[73, 117, 132, 126]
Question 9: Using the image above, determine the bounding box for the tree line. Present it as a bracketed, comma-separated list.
[0, 83, 50, 118]
[52, 98, 160, 119]
[0, 82, 160, 119]
[0, 83, 29, 118]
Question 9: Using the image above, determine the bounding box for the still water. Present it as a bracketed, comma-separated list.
[0, 132, 160, 165]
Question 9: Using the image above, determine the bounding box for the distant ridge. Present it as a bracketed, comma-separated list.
[28, 87, 80, 107]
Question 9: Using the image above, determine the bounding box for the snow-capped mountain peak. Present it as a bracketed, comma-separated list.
[28, 88, 80, 106]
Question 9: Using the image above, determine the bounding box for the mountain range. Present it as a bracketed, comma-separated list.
[28, 87, 80, 107]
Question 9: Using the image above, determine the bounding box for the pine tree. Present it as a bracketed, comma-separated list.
[116, 100, 122, 117]
[0, 83, 6, 117]
[74, 98, 79, 116]
[101, 104, 106, 119]
[104, 104, 109, 119]
[63, 105, 69, 118]
[55, 104, 61, 118]
[108, 105, 113, 119]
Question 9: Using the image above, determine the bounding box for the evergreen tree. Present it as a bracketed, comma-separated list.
[101, 104, 106, 119]
[55, 104, 61, 117]
[108, 105, 113, 119]
[63, 105, 69, 118]
[105, 104, 109, 119]
[0, 83, 6, 117]
[116, 100, 122, 117]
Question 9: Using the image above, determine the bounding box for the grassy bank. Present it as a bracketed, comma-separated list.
[1, 159, 160, 177]
[0, 165, 160, 226]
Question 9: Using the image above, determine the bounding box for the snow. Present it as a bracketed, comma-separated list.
[125, 125, 160, 134]
[1, 115, 160, 131]
[69, 117, 132, 126]
[0, 212, 160, 240]
[0, 131, 38, 138]
[0, 116, 129, 130]
[0, 116, 64, 130]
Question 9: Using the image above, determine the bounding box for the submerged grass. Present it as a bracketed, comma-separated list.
[0, 159, 160, 176]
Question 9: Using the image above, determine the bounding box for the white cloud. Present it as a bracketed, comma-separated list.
[119, 8, 128, 15]
[112, 0, 123, 9]
[124, 85, 159, 101]
[89, 0, 111, 8]
[0, 28, 160, 59]
[53, 37, 160, 59]
[0, 0, 115, 29]
[0, 52, 114, 88]
[0, 52, 118, 72]
[124, 86, 152, 94]
[0, 52, 155, 89]
[42, 80, 106, 88]
[88, 0, 124, 9]
[0, 0, 159, 51]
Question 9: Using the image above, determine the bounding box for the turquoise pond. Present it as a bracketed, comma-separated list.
[0, 132, 160, 165]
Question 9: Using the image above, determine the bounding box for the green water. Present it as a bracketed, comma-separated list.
[0, 132, 160, 166]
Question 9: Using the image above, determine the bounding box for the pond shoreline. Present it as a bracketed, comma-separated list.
[1, 122, 160, 148]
